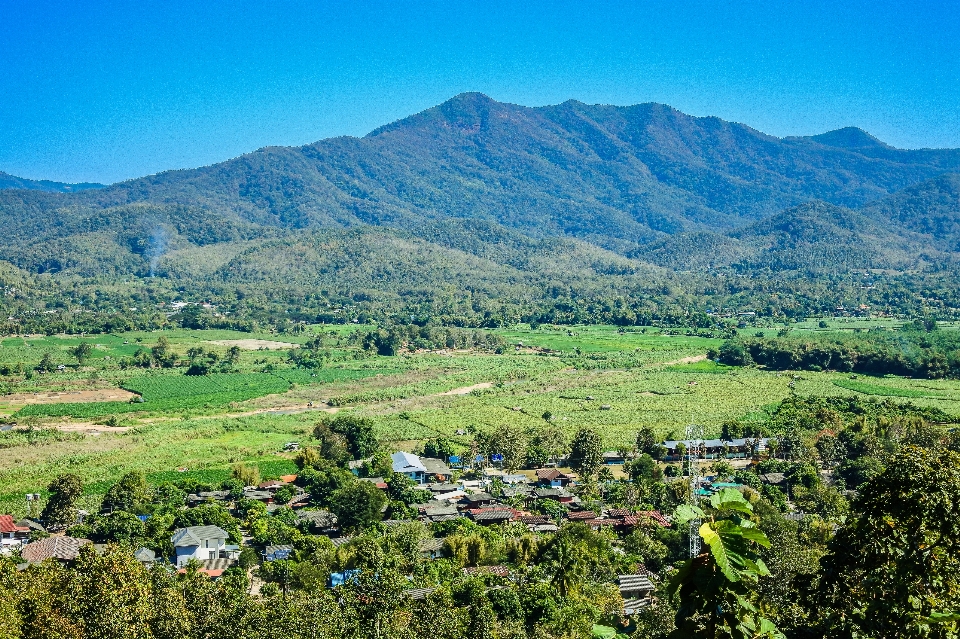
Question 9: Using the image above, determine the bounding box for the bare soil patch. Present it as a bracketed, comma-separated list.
[661, 354, 708, 366]
[54, 423, 134, 434]
[438, 382, 493, 396]
[1, 388, 138, 406]
[208, 339, 297, 350]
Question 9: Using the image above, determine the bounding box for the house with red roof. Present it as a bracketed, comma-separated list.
[0, 515, 30, 551]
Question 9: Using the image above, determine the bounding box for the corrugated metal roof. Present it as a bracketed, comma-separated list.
[392, 451, 427, 474]
[171, 526, 228, 548]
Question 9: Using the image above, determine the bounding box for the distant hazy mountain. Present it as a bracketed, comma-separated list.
[0, 171, 104, 193]
[0, 93, 958, 284]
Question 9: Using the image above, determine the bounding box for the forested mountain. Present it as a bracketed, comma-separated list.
[0, 171, 104, 193]
[1, 93, 960, 321]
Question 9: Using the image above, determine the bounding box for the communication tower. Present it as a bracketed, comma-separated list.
[685, 423, 705, 558]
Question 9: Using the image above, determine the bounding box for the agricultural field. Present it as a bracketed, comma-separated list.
[5, 322, 960, 515]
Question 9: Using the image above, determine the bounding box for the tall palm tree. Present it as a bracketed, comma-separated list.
[547, 537, 585, 598]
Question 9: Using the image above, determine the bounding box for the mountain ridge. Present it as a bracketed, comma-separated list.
[1, 93, 959, 291]
[0, 171, 105, 193]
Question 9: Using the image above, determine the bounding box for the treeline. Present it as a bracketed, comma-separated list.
[714, 322, 960, 378]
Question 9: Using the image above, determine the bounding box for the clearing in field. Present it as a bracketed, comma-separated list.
[207, 339, 297, 350]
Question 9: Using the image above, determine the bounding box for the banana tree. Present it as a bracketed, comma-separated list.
[668, 488, 784, 639]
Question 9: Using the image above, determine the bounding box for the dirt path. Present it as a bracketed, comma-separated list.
[54, 423, 134, 434]
[0, 388, 138, 405]
[659, 354, 708, 366]
[438, 382, 493, 396]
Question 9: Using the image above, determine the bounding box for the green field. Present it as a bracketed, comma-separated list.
[5, 323, 960, 515]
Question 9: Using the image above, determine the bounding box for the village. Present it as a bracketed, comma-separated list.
[0, 431, 789, 632]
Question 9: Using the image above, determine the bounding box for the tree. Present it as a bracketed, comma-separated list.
[316, 415, 379, 460]
[94, 511, 148, 544]
[669, 488, 783, 639]
[225, 345, 242, 366]
[815, 446, 960, 638]
[329, 481, 387, 532]
[36, 353, 56, 373]
[636, 424, 660, 456]
[40, 474, 83, 530]
[68, 342, 93, 366]
[718, 341, 753, 367]
[100, 471, 149, 514]
[568, 428, 603, 479]
[543, 535, 586, 598]
[63, 546, 155, 638]
[485, 424, 529, 473]
[422, 436, 456, 460]
[231, 463, 261, 487]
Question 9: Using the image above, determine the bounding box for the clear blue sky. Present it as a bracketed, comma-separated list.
[2, 0, 958, 184]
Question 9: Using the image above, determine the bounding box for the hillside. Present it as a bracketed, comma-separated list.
[1, 94, 959, 314]
[0, 171, 104, 193]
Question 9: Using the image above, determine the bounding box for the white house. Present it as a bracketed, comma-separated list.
[171, 525, 229, 568]
[392, 452, 428, 483]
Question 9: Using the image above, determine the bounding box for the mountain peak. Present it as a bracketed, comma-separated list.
[809, 127, 892, 150]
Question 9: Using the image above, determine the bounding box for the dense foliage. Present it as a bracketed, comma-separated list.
[716, 323, 960, 378]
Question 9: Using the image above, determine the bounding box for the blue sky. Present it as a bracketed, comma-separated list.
[1, 0, 958, 184]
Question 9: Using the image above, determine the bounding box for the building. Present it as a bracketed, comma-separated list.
[618, 574, 656, 614]
[20, 536, 91, 564]
[264, 545, 294, 561]
[660, 438, 771, 461]
[535, 468, 575, 488]
[419, 457, 452, 481]
[134, 547, 157, 565]
[419, 537, 445, 560]
[0, 515, 30, 551]
[171, 525, 229, 568]
[392, 452, 429, 483]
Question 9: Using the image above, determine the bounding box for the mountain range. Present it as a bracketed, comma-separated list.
[1, 92, 959, 296]
[0, 171, 104, 193]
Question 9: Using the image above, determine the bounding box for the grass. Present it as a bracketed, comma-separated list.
[833, 378, 940, 398]
[8, 323, 960, 516]
[0, 414, 309, 515]
[15, 372, 293, 418]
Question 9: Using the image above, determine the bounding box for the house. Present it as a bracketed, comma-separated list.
[20, 536, 91, 564]
[535, 468, 575, 488]
[171, 525, 229, 568]
[392, 452, 428, 483]
[760, 473, 787, 487]
[602, 451, 628, 465]
[420, 457, 452, 481]
[419, 502, 460, 519]
[462, 492, 495, 508]
[0, 515, 30, 550]
[264, 545, 294, 561]
[533, 488, 574, 504]
[186, 491, 231, 506]
[134, 547, 157, 565]
[469, 509, 515, 525]
[419, 537, 445, 560]
[359, 477, 389, 490]
[297, 510, 339, 533]
[462, 565, 510, 577]
[426, 483, 461, 496]
[660, 438, 771, 461]
[618, 574, 656, 614]
[566, 510, 598, 522]
[242, 489, 275, 504]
